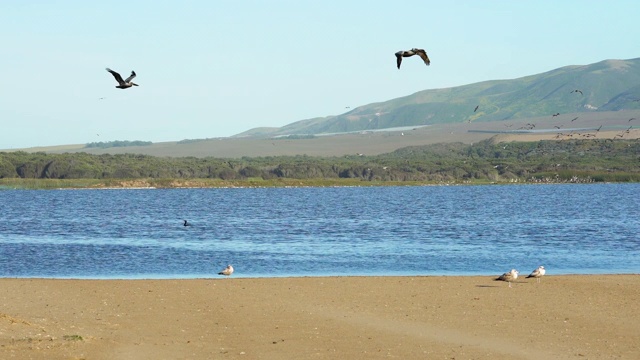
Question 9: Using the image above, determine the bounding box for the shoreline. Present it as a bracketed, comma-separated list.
[2, 271, 639, 280]
[1, 178, 638, 191]
[2, 275, 638, 359]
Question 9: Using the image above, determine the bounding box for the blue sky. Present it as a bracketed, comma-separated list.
[1, 1, 639, 149]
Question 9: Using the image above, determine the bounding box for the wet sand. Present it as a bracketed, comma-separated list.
[1, 275, 638, 359]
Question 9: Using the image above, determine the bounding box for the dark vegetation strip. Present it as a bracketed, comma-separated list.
[84, 140, 153, 149]
[1, 139, 639, 189]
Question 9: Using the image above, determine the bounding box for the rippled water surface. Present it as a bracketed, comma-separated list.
[0, 184, 638, 278]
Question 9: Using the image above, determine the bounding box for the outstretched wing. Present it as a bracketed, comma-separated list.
[124, 71, 137, 83]
[395, 52, 403, 69]
[106, 68, 125, 85]
[416, 49, 431, 66]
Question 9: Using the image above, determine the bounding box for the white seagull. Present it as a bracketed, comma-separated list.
[218, 264, 234, 277]
[395, 48, 431, 69]
[495, 269, 519, 288]
[106, 68, 139, 89]
[526, 266, 546, 283]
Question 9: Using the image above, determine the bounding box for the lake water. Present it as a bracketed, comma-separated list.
[0, 184, 638, 279]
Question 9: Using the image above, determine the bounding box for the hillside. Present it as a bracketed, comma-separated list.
[236, 58, 640, 137]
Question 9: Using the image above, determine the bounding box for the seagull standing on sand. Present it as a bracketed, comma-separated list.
[395, 48, 430, 69]
[526, 266, 546, 283]
[495, 269, 519, 288]
[218, 265, 234, 277]
[106, 68, 139, 89]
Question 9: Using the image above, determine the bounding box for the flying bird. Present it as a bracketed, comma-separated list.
[526, 266, 546, 283]
[106, 68, 139, 89]
[552, 113, 560, 117]
[218, 264, 234, 277]
[474, 105, 479, 112]
[629, 118, 637, 122]
[570, 117, 579, 122]
[495, 269, 519, 288]
[570, 89, 583, 95]
[395, 48, 430, 69]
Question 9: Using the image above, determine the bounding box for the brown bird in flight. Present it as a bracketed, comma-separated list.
[395, 48, 430, 69]
[106, 68, 139, 89]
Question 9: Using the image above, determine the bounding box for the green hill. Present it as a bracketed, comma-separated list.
[236, 58, 640, 137]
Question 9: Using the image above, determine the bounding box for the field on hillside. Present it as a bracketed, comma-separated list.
[6, 110, 639, 158]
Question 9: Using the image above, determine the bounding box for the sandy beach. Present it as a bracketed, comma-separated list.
[1, 275, 638, 359]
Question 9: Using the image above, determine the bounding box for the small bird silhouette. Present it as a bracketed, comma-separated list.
[183, 220, 191, 227]
[571, 117, 579, 122]
[570, 89, 583, 95]
[474, 105, 479, 112]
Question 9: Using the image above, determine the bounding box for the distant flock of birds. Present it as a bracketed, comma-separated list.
[105, 52, 638, 139]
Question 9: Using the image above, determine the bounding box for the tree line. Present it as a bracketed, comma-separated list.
[1, 139, 639, 183]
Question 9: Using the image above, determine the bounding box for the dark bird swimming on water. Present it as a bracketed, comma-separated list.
[395, 48, 430, 69]
[183, 220, 191, 226]
[106, 68, 139, 89]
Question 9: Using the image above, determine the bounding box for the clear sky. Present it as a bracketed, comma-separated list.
[1, 1, 639, 149]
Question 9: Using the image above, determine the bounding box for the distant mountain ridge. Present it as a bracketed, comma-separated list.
[235, 58, 640, 137]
